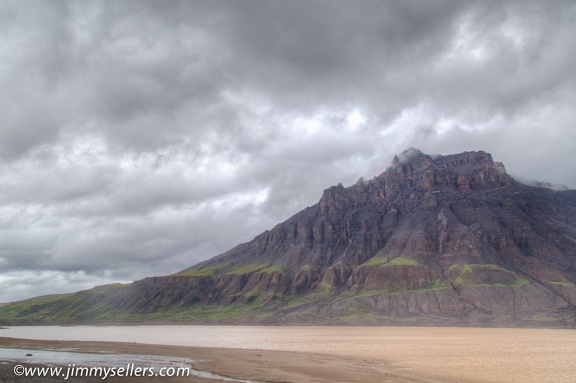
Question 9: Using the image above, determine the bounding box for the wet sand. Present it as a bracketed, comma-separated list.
[0, 337, 445, 383]
[3, 326, 576, 382]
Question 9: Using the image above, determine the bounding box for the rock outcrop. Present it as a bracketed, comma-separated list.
[2, 149, 576, 327]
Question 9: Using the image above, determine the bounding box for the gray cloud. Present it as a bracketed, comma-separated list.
[0, 0, 575, 302]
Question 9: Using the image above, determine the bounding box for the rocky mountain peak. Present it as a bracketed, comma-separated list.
[379, 148, 511, 193]
[390, 148, 501, 172]
[2, 149, 575, 327]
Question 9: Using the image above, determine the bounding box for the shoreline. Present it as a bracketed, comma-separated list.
[0, 336, 447, 383]
[1, 319, 573, 330]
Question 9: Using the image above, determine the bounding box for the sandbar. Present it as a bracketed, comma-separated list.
[0, 336, 447, 383]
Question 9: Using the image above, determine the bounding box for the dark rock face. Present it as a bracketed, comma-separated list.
[3, 149, 575, 327]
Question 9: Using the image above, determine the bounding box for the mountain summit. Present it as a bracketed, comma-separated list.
[2, 149, 576, 327]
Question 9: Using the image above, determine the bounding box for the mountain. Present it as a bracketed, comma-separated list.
[2, 149, 576, 327]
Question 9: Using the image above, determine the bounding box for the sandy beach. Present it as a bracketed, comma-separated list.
[0, 336, 444, 383]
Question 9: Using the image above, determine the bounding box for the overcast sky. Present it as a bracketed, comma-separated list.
[1, 0, 575, 302]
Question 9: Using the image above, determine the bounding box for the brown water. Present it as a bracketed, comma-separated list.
[2, 326, 575, 383]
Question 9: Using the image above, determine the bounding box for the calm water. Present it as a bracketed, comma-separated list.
[1, 325, 575, 383]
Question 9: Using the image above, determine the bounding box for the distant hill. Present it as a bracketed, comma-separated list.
[2, 149, 575, 327]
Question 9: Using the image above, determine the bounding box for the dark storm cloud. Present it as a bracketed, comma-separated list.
[0, 0, 575, 302]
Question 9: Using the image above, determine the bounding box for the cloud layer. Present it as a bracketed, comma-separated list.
[1, 0, 575, 302]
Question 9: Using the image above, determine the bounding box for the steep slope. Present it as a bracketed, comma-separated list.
[2, 149, 576, 327]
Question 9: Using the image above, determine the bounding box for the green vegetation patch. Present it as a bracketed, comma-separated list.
[258, 264, 286, 274]
[353, 279, 449, 297]
[320, 281, 333, 295]
[362, 255, 420, 267]
[0, 284, 130, 321]
[108, 298, 273, 323]
[546, 281, 576, 287]
[451, 264, 529, 287]
[448, 263, 470, 273]
[282, 294, 322, 309]
[162, 299, 272, 322]
[0, 298, 60, 320]
[231, 287, 262, 299]
[453, 264, 473, 285]
[224, 263, 269, 275]
[172, 262, 231, 277]
[225, 263, 286, 276]
[363, 255, 389, 266]
[466, 280, 530, 288]
[385, 257, 420, 266]
[172, 269, 214, 277]
[330, 302, 380, 323]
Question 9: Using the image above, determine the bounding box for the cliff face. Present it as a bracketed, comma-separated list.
[3, 149, 576, 327]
